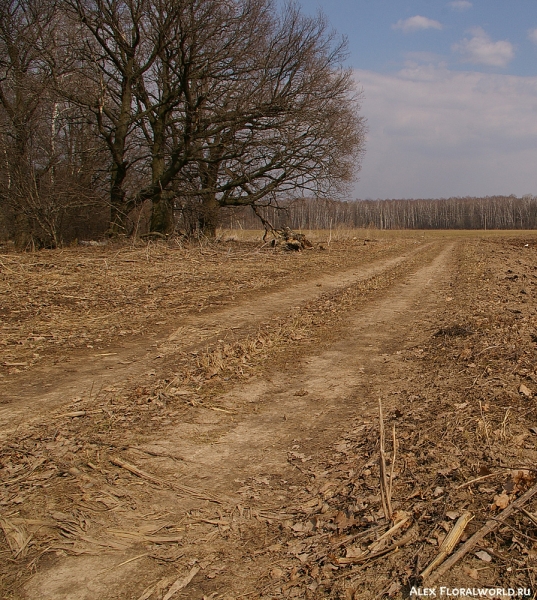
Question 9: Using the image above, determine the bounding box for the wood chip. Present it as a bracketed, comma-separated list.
[519, 383, 533, 397]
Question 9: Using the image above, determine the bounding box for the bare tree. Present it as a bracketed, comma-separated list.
[0, 0, 105, 247]
[2, 0, 365, 242]
[136, 0, 366, 236]
[60, 0, 169, 234]
[0, 0, 57, 244]
[65, 0, 366, 237]
[192, 4, 365, 236]
[130, 0, 276, 234]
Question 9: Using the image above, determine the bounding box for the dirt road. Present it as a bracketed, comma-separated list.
[0, 241, 430, 437]
[0, 238, 461, 600]
[6, 235, 537, 599]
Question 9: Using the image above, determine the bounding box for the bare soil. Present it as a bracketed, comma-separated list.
[2, 232, 537, 599]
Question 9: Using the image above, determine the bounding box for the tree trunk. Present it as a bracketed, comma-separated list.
[148, 126, 175, 234]
[199, 193, 219, 237]
[150, 195, 174, 234]
[109, 162, 129, 235]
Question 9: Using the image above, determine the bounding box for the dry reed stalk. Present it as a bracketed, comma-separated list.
[110, 456, 226, 504]
[389, 423, 397, 500]
[336, 530, 415, 565]
[368, 514, 411, 554]
[378, 399, 393, 520]
[420, 512, 473, 580]
[517, 507, 537, 527]
[162, 566, 200, 600]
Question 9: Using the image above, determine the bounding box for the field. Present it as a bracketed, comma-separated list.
[2, 230, 537, 599]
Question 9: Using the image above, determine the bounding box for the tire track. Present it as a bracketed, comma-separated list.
[0, 242, 432, 437]
[21, 242, 459, 600]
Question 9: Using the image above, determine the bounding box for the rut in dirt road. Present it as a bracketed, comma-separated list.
[0, 243, 432, 438]
[21, 242, 457, 600]
[151, 243, 456, 495]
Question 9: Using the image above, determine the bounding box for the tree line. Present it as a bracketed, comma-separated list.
[221, 195, 537, 231]
[0, 0, 366, 248]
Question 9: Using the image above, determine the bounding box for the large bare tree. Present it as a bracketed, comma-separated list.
[59, 0, 161, 234]
[1, 0, 366, 242]
[135, 0, 366, 236]
[62, 0, 366, 236]
[183, 4, 366, 236]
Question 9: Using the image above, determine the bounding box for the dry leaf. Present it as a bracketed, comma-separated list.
[519, 383, 533, 397]
[462, 566, 479, 579]
[512, 470, 535, 487]
[492, 492, 510, 510]
[387, 581, 402, 597]
[504, 479, 515, 493]
[475, 550, 492, 562]
[335, 511, 356, 532]
[291, 521, 314, 533]
[345, 546, 364, 559]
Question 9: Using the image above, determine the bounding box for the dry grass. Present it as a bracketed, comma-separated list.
[0, 236, 416, 374]
[219, 227, 537, 242]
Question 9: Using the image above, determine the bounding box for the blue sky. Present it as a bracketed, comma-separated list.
[295, 0, 537, 200]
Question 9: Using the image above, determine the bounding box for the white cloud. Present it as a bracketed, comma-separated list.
[448, 1, 472, 11]
[528, 28, 537, 45]
[403, 52, 448, 73]
[353, 67, 537, 199]
[452, 27, 514, 67]
[392, 16, 443, 34]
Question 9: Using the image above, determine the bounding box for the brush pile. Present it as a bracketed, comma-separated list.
[271, 227, 314, 251]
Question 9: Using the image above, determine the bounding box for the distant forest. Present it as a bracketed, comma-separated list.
[220, 195, 537, 232]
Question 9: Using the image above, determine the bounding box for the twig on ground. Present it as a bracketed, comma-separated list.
[98, 553, 149, 575]
[110, 456, 226, 504]
[110, 457, 170, 488]
[455, 472, 500, 489]
[368, 514, 411, 554]
[162, 566, 200, 600]
[127, 446, 187, 462]
[389, 422, 397, 500]
[517, 507, 537, 528]
[426, 483, 537, 584]
[336, 530, 415, 565]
